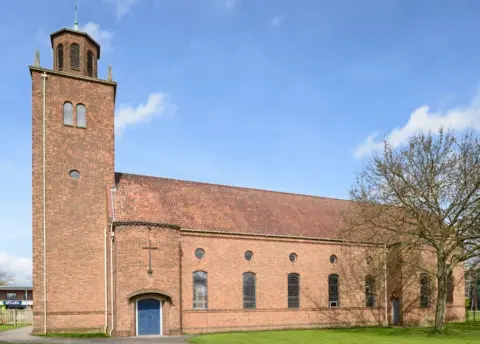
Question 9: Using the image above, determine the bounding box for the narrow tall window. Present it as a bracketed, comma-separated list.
[420, 273, 430, 308]
[63, 102, 73, 126]
[193, 271, 207, 309]
[288, 273, 300, 309]
[77, 104, 86, 128]
[87, 51, 94, 76]
[70, 43, 80, 70]
[365, 275, 376, 307]
[447, 273, 454, 304]
[57, 44, 64, 70]
[328, 274, 339, 307]
[243, 272, 256, 309]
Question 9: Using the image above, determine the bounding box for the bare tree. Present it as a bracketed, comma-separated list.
[0, 271, 11, 286]
[350, 130, 480, 332]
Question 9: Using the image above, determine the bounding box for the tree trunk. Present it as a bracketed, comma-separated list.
[434, 264, 448, 332]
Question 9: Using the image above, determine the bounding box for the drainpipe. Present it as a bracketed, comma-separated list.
[109, 223, 115, 336]
[384, 243, 388, 326]
[104, 227, 108, 334]
[41, 71, 48, 334]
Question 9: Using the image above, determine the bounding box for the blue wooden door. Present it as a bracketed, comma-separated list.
[137, 298, 161, 336]
[392, 298, 400, 325]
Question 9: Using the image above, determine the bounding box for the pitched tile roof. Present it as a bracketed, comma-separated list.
[113, 172, 353, 240]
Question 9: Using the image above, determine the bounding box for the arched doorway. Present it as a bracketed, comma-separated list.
[136, 298, 162, 336]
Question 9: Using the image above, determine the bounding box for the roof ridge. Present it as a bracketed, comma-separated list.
[114, 171, 350, 202]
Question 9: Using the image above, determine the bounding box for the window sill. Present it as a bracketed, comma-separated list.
[64, 124, 74, 127]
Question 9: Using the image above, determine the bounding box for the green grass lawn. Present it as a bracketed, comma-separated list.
[191, 323, 480, 344]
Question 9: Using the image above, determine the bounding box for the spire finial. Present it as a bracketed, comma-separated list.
[74, 3, 79, 30]
[107, 65, 113, 81]
[34, 49, 41, 67]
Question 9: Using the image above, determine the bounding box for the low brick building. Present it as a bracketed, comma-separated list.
[30, 23, 465, 336]
[0, 287, 33, 310]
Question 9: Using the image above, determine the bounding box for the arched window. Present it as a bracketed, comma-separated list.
[63, 102, 73, 126]
[87, 51, 94, 76]
[288, 273, 300, 309]
[243, 272, 256, 309]
[328, 274, 339, 307]
[193, 271, 207, 309]
[70, 43, 80, 70]
[77, 104, 86, 128]
[57, 44, 64, 70]
[365, 275, 376, 307]
[420, 273, 430, 308]
[447, 273, 454, 304]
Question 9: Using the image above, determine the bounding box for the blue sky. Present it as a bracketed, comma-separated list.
[1, 0, 480, 285]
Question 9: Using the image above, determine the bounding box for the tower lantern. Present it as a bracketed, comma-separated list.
[50, 26, 100, 78]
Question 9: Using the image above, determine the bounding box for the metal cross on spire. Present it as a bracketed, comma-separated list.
[74, 2, 79, 30]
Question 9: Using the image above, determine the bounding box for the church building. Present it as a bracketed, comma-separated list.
[30, 24, 465, 336]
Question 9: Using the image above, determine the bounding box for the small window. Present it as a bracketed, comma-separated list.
[328, 274, 339, 307]
[365, 275, 376, 307]
[57, 44, 64, 70]
[289, 253, 297, 263]
[420, 273, 430, 308]
[195, 248, 205, 260]
[70, 43, 80, 70]
[6, 293, 16, 301]
[244, 250, 253, 261]
[243, 272, 256, 309]
[193, 271, 207, 309]
[77, 104, 86, 128]
[87, 50, 94, 76]
[330, 255, 337, 264]
[63, 102, 73, 126]
[447, 273, 454, 304]
[288, 273, 300, 308]
[69, 170, 80, 180]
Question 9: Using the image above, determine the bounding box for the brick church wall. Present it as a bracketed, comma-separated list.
[180, 233, 387, 334]
[113, 225, 181, 336]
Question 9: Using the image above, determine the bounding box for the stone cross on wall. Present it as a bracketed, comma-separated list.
[142, 229, 158, 274]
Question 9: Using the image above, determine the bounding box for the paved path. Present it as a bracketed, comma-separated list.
[0, 327, 190, 344]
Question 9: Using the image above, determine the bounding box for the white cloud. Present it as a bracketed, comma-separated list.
[104, 0, 139, 20]
[115, 93, 176, 135]
[354, 95, 480, 159]
[79, 22, 114, 53]
[225, 0, 241, 9]
[0, 252, 32, 286]
[270, 14, 285, 27]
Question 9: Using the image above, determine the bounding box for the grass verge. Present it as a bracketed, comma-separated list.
[190, 322, 480, 344]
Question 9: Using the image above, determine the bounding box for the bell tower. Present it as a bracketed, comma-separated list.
[30, 16, 116, 334]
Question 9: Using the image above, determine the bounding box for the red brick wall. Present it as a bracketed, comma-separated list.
[386, 245, 465, 326]
[31, 65, 115, 333]
[180, 233, 387, 334]
[113, 225, 181, 336]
